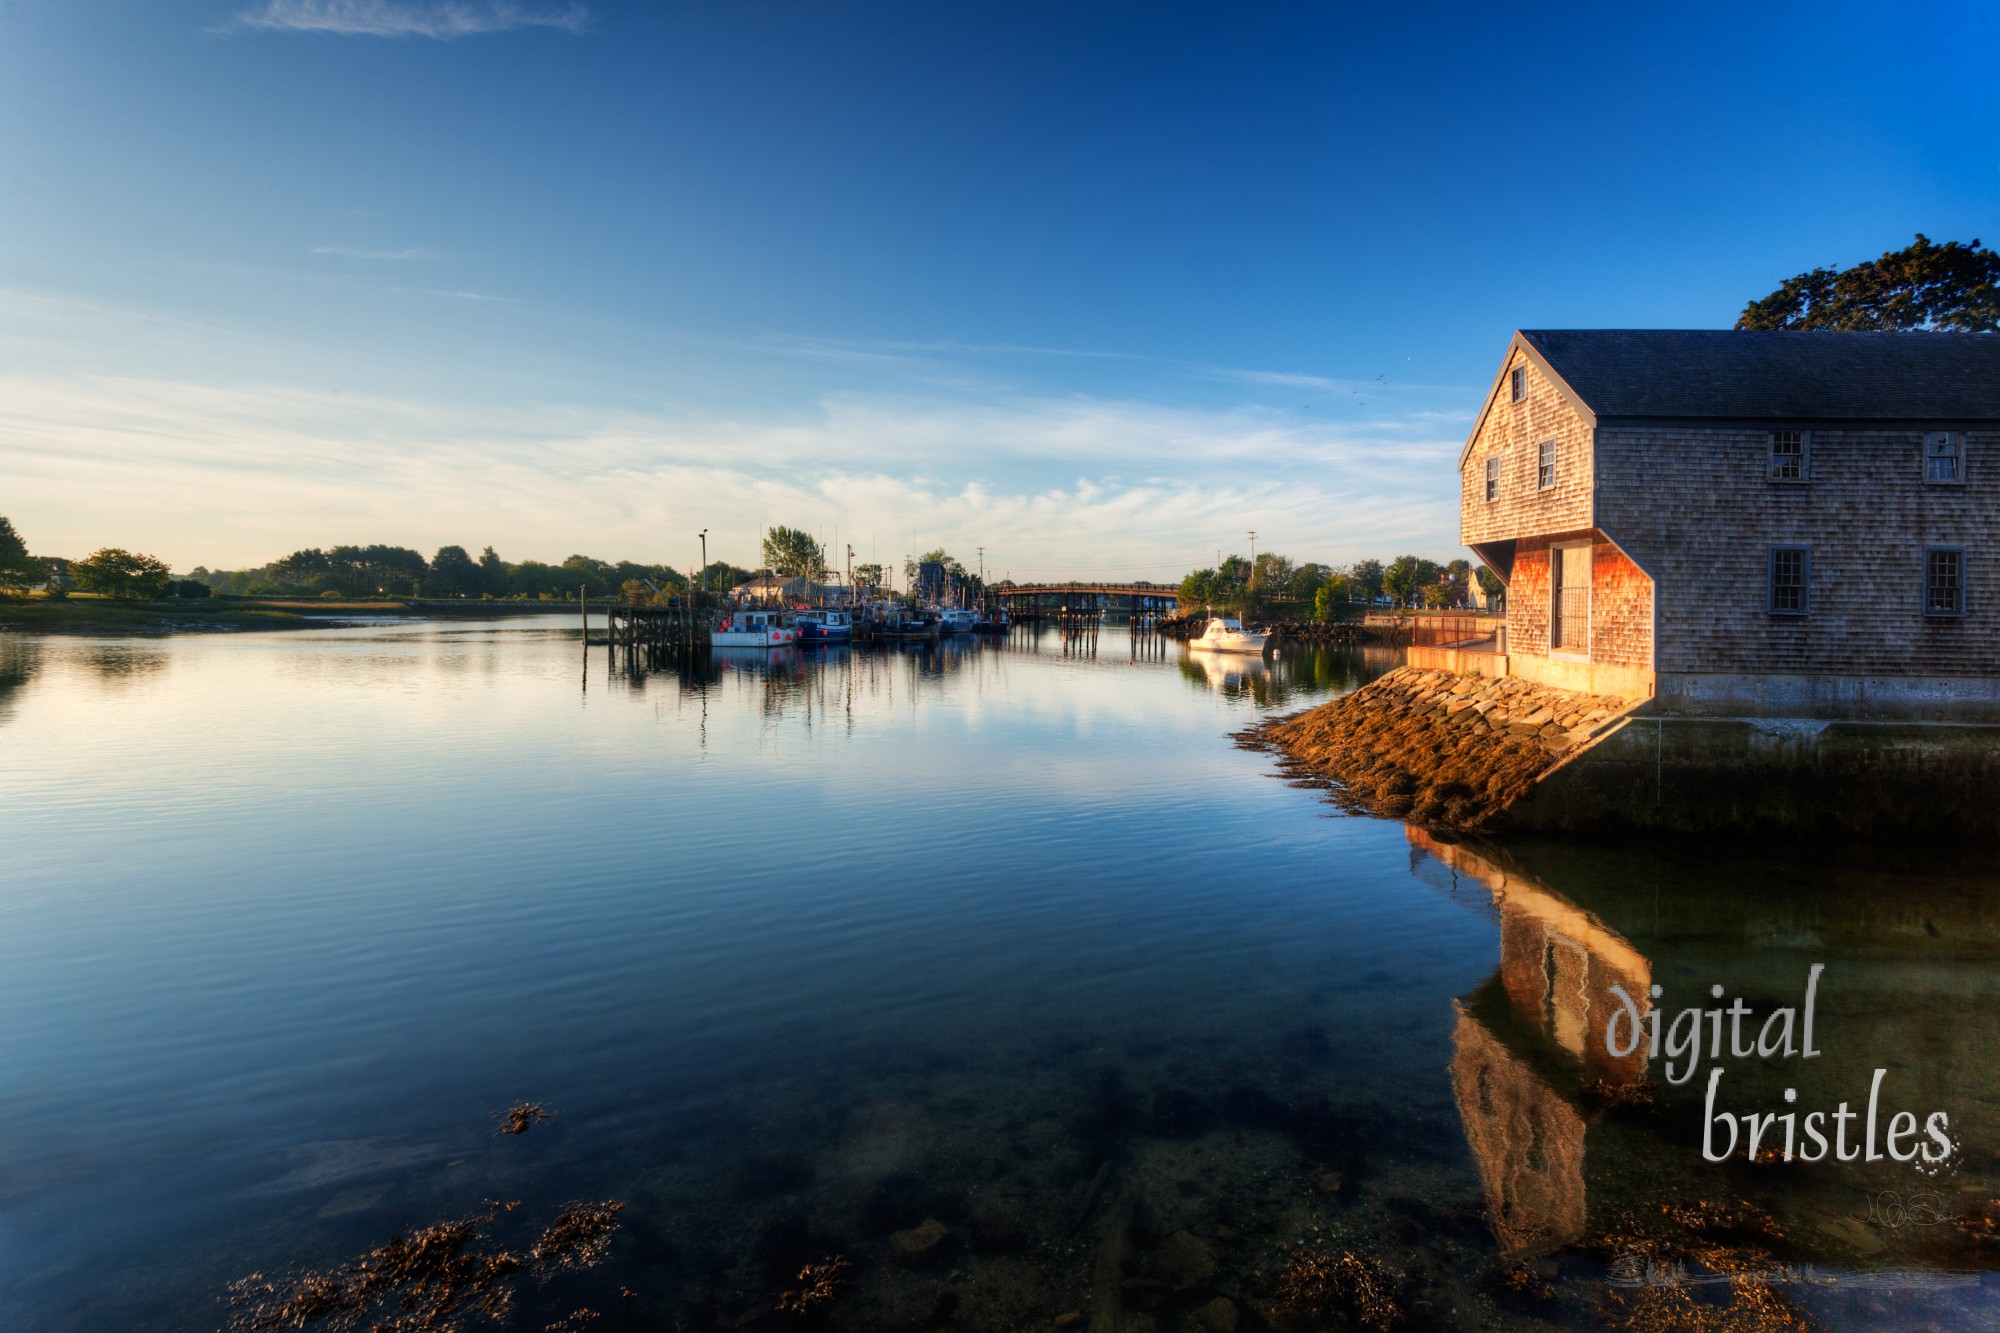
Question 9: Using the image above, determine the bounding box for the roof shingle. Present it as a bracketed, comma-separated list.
[1520, 330, 2000, 421]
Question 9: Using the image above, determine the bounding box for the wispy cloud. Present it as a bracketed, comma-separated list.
[0, 371, 1463, 573]
[232, 1, 590, 38]
[309, 245, 439, 260]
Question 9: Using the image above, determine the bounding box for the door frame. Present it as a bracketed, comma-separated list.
[1549, 539, 1593, 661]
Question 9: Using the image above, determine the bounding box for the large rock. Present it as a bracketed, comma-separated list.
[1146, 1230, 1215, 1288]
[889, 1218, 951, 1259]
[1194, 1297, 1238, 1332]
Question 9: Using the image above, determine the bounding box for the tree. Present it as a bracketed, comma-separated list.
[1444, 558, 1471, 584]
[853, 562, 884, 591]
[1420, 582, 1455, 609]
[1476, 566, 1505, 603]
[171, 578, 212, 599]
[0, 515, 38, 596]
[478, 546, 508, 597]
[1347, 559, 1384, 602]
[71, 548, 172, 600]
[1381, 554, 1441, 606]
[1312, 577, 1351, 622]
[1289, 562, 1329, 600]
[429, 545, 480, 597]
[1737, 234, 2000, 332]
[1252, 552, 1295, 590]
[763, 526, 824, 578]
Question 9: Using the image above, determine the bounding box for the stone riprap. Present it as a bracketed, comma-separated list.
[1252, 666, 1636, 831]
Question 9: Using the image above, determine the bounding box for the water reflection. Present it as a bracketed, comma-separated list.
[0, 634, 41, 726]
[1413, 831, 2000, 1328]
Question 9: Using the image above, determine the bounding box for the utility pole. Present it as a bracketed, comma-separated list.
[1247, 531, 1257, 587]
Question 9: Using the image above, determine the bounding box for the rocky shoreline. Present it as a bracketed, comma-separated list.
[1243, 666, 1638, 832]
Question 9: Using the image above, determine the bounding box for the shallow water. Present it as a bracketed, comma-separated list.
[1, 619, 1996, 1331]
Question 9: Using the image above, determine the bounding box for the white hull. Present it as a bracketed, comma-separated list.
[711, 629, 796, 647]
[1193, 630, 1269, 654]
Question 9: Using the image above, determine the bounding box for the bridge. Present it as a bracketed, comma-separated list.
[991, 582, 1180, 621]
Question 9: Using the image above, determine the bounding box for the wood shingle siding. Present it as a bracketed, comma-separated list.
[1458, 329, 2000, 713]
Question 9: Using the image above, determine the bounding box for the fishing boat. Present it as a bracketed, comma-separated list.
[937, 608, 979, 635]
[876, 609, 941, 642]
[972, 608, 1010, 634]
[792, 609, 853, 643]
[711, 609, 797, 648]
[1192, 616, 1270, 654]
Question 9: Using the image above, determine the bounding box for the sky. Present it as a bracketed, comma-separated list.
[2, 0, 1996, 579]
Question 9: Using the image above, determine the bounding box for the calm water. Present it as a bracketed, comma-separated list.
[2, 619, 1998, 1331]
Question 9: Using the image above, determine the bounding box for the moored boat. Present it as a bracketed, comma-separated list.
[712, 609, 797, 648]
[1192, 616, 1270, 654]
[793, 609, 853, 643]
[937, 608, 979, 635]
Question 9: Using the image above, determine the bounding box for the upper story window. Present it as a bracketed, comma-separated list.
[1768, 546, 1810, 616]
[1925, 547, 1966, 616]
[1485, 456, 1500, 502]
[1769, 429, 1808, 482]
[1537, 441, 1557, 490]
[1509, 366, 1527, 403]
[1924, 431, 1963, 483]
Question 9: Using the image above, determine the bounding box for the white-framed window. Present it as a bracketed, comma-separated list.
[1925, 547, 1966, 616]
[1924, 432, 1963, 483]
[1485, 456, 1500, 502]
[1537, 441, 1556, 490]
[1768, 545, 1810, 615]
[1510, 366, 1527, 403]
[1769, 429, 1808, 482]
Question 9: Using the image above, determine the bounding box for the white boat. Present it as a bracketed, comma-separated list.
[937, 608, 979, 634]
[712, 609, 797, 648]
[1192, 616, 1270, 654]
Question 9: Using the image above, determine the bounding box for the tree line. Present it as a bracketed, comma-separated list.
[195, 545, 756, 602]
[1179, 551, 1504, 619]
[0, 516, 765, 603]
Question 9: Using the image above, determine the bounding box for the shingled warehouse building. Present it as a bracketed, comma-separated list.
[1460, 329, 2000, 721]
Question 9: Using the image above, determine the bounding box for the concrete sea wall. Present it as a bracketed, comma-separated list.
[1507, 713, 2000, 838]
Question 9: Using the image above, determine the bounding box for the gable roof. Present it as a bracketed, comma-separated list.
[1519, 329, 2000, 421]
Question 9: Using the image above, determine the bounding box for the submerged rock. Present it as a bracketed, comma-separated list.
[889, 1218, 952, 1259]
[1194, 1297, 1238, 1332]
[1145, 1230, 1215, 1289]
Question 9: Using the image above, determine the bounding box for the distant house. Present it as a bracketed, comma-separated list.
[1460, 330, 2000, 717]
[734, 574, 819, 605]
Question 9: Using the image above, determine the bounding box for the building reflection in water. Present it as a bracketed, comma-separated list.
[1418, 830, 1652, 1258]
[1410, 826, 2000, 1327]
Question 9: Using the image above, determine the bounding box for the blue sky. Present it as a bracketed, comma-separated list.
[2, 0, 1995, 576]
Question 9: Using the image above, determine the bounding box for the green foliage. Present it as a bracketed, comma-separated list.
[762, 526, 825, 577]
[853, 562, 884, 590]
[0, 515, 39, 596]
[71, 548, 173, 600]
[1420, 583, 1455, 609]
[1476, 566, 1504, 600]
[1381, 554, 1440, 606]
[429, 545, 481, 597]
[170, 579, 212, 599]
[1738, 234, 2000, 332]
[1312, 580, 1352, 622]
[1347, 559, 1384, 602]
